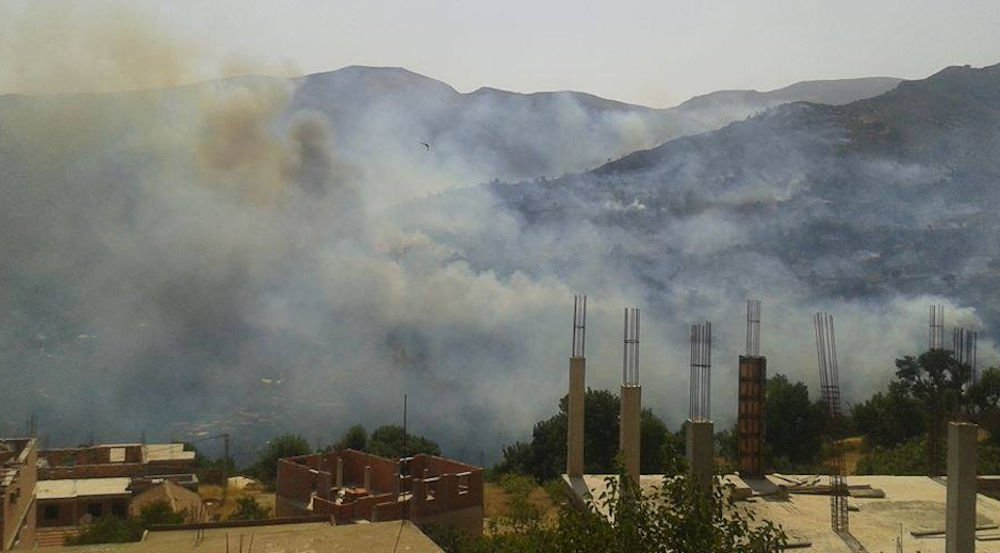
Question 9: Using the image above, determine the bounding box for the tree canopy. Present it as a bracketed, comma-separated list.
[250, 433, 311, 485]
[849, 380, 925, 449]
[495, 388, 684, 482]
[764, 374, 827, 470]
[427, 472, 786, 553]
[335, 424, 368, 451]
[367, 424, 442, 458]
[329, 424, 441, 458]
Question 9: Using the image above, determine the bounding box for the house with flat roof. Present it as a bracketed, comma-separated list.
[36, 477, 132, 528]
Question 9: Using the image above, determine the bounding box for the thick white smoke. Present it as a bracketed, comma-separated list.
[0, 5, 984, 466]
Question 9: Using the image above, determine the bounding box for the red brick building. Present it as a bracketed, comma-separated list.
[276, 450, 483, 536]
[0, 438, 37, 550]
[38, 443, 195, 480]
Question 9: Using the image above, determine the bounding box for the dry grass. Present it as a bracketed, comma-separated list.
[837, 436, 865, 475]
[483, 482, 510, 518]
[197, 484, 275, 520]
[483, 480, 560, 535]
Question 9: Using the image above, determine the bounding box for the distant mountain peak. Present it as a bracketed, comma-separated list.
[298, 65, 460, 95]
[676, 76, 903, 111]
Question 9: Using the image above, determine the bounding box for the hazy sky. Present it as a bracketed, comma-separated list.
[3, 0, 1000, 106]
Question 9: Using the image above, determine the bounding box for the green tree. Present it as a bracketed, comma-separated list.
[765, 374, 826, 469]
[186, 442, 235, 486]
[65, 500, 183, 546]
[850, 380, 925, 448]
[968, 367, 1000, 445]
[714, 424, 739, 472]
[229, 497, 270, 521]
[367, 425, 441, 458]
[494, 389, 683, 482]
[429, 469, 786, 553]
[856, 436, 929, 475]
[335, 424, 368, 451]
[895, 349, 972, 474]
[65, 516, 141, 545]
[137, 500, 185, 526]
[250, 433, 312, 485]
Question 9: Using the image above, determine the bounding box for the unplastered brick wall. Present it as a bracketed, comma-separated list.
[39, 463, 189, 480]
[409, 455, 478, 479]
[40, 445, 143, 467]
[276, 460, 330, 505]
[275, 449, 483, 529]
[1, 438, 38, 550]
[411, 472, 482, 517]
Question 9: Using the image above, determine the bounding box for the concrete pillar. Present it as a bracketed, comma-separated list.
[619, 385, 641, 485]
[336, 457, 344, 488]
[364, 466, 372, 492]
[687, 420, 714, 490]
[947, 422, 978, 553]
[567, 357, 586, 477]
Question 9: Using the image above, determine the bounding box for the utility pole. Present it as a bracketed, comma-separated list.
[223, 433, 231, 500]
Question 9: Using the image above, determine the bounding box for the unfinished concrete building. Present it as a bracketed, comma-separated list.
[559, 300, 999, 552]
[275, 449, 483, 536]
[0, 439, 37, 551]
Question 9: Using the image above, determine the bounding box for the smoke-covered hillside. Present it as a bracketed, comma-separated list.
[388, 63, 1000, 454]
[464, 63, 1000, 407]
[285, 67, 900, 203]
[0, 63, 965, 465]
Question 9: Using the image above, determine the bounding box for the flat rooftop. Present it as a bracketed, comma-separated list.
[37, 477, 132, 500]
[565, 473, 1000, 552]
[49, 521, 443, 552]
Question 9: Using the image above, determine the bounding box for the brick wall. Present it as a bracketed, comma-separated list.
[40, 446, 144, 467]
[372, 500, 404, 522]
[276, 460, 329, 505]
[40, 463, 191, 481]
[1, 439, 38, 551]
[273, 449, 482, 535]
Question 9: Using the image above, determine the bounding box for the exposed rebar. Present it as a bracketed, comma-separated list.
[571, 294, 587, 358]
[814, 311, 848, 533]
[622, 307, 640, 386]
[953, 327, 979, 384]
[689, 321, 712, 421]
[929, 304, 945, 351]
[746, 299, 761, 357]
